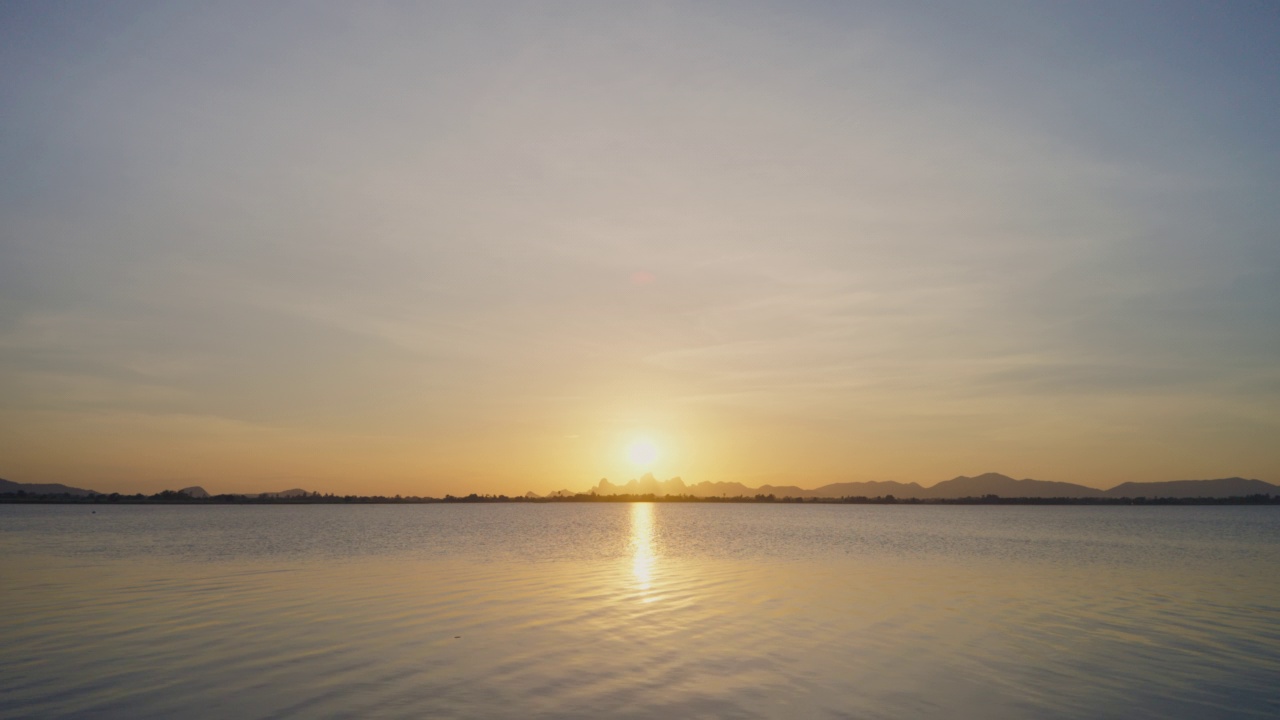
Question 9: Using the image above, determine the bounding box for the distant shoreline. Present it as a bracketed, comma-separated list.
[7, 473, 1275, 504]
[3, 492, 1277, 506]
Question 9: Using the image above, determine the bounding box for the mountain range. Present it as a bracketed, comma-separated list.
[555, 472, 1279, 500]
[3, 473, 1276, 500]
[0, 479, 311, 499]
[0, 477, 100, 496]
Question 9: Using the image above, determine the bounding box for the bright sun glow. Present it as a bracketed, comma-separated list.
[627, 439, 659, 469]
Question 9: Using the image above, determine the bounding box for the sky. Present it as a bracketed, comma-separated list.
[2, 1, 1278, 496]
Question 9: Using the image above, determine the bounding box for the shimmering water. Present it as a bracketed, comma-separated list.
[1, 504, 1277, 719]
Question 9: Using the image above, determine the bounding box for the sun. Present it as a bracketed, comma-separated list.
[627, 439, 659, 469]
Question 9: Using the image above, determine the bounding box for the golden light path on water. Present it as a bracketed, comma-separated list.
[629, 502, 655, 596]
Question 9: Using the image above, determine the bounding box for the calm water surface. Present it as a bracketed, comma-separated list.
[1, 504, 1277, 719]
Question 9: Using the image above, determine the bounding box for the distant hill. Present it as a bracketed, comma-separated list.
[582, 472, 1103, 499]
[256, 488, 311, 498]
[922, 473, 1105, 499]
[806, 480, 928, 499]
[1102, 477, 1277, 499]
[572, 472, 1277, 500]
[189, 487, 314, 498]
[0, 478, 99, 496]
[0, 479, 326, 499]
[592, 475, 814, 498]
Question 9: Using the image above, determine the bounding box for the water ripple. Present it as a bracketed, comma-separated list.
[2, 504, 1277, 719]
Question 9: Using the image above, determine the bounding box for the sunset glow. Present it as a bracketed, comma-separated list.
[627, 440, 660, 471]
[2, 6, 1277, 720]
[0, 3, 1275, 498]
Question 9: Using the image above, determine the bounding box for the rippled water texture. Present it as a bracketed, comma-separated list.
[2, 504, 1278, 719]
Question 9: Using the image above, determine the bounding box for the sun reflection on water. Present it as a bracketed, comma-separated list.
[629, 503, 655, 595]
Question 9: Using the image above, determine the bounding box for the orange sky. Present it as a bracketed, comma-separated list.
[2, 4, 1277, 496]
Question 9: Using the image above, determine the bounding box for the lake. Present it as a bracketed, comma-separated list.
[1, 504, 1277, 719]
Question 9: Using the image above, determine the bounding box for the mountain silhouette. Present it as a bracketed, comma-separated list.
[0, 478, 98, 496]
[922, 473, 1105, 499]
[1101, 477, 1277, 499]
[571, 472, 1276, 499]
[255, 488, 310, 498]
